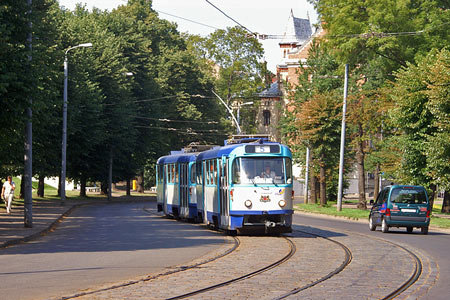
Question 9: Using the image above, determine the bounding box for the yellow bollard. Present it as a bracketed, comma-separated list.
[132, 179, 137, 191]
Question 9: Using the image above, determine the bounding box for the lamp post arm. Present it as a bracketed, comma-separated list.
[211, 90, 241, 134]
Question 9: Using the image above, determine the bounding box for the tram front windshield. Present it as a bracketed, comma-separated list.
[232, 157, 292, 185]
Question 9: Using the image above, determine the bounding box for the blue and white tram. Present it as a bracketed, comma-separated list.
[156, 152, 198, 219]
[196, 140, 293, 233]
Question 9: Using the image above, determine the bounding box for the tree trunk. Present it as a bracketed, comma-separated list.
[356, 140, 367, 209]
[57, 177, 61, 197]
[441, 190, 450, 213]
[80, 176, 87, 197]
[20, 175, 25, 199]
[429, 184, 436, 210]
[319, 162, 327, 206]
[126, 178, 131, 196]
[309, 170, 317, 204]
[136, 171, 144, 193]
[101, 181, 108, 195]
[37, 175, 45, 197]
[373, 164, 380, 202]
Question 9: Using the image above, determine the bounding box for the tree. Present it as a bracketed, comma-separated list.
[297, 91, 342, 206]
[310, 0, 450, 74]
[425, 49, 450, 212]
[389, 53, 437, 198]
[0, 1, 30, 177]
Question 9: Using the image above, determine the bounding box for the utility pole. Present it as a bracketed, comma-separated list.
[108, 148, 113, 201]
[24, 0, 33, 228]
[337, 64, 349, 211]
[304, 147, 310, 204]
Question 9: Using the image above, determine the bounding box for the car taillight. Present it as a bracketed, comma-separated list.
[426, 210, 430, 218]
[189, 187, 193, 195]
[291, 190, 294, 200]
[230, 189, 234, 200]
[386, 208, 391, 216]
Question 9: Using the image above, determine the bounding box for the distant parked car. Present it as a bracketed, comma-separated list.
[369, 185, 430, 234]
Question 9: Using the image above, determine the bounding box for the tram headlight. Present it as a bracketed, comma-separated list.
[278, 200, 286, 208]
[244, 200, 252, 208]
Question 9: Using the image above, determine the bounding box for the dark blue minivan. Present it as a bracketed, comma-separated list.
[369, 185, 431, 234]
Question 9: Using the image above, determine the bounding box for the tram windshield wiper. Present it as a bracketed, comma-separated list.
[251, 178, 257, 186]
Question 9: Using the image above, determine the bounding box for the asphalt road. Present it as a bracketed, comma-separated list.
[0, 202, 227, 300]
[292, 213, 450, 300]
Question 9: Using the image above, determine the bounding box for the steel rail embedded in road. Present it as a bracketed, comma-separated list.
[285, 223, 424, 300]
[166, 236, 296, 300]
[313, 226, 425, 300]
[380, 240, 422, 300]
[272, 229, 353, 300]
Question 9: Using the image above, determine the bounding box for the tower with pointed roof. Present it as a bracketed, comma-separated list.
[257, 10, 317, 141]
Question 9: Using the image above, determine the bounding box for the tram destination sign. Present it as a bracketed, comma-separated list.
[245, 145, 280, 153]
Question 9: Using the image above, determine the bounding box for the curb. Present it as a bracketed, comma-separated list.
[294, 209, 450, 233]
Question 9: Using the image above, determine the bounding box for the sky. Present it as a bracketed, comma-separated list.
[58, 0, 318, 72]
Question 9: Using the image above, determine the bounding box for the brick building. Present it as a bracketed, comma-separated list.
[257, 10, 325, 141]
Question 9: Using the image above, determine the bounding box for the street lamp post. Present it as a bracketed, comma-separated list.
[61, 43, 92, 205]
[236, 101, 254, 127]
[211, 90, 241, 134]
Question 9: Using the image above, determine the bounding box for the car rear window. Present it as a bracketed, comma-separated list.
[390, 188, 428, 204]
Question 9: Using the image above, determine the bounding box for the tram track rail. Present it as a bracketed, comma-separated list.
[376, 237, 423, 300]
[282, 224, 424, 300]
[272, 229, 353, 300]
[56, 207, 240, 300]
[166, 236, 296, 300]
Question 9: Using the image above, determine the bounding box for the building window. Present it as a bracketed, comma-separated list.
[263, 110, 271, 126]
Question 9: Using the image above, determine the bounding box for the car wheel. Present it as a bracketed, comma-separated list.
[421, 226, 429, 235]
[406, 226, 413, 233]
[369, 217, 376, 231]
[381, 217, 389, 233]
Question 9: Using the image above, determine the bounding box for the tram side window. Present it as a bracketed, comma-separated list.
[196, 161, 202, 184]
[232, 158, 241, 184]
[205, 161, 210, 185]
[174, 164, 179, 183]
[284, 158, 292, 184]
[212, 160, 217, 185]
[190, 164, 196, 184]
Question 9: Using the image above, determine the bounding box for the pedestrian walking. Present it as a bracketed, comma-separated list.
[2, 176, 16, 214]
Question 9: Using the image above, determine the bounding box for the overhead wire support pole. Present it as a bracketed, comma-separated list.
[337, 64, 349, 211]
[211, 90, 241, 134]
[24, 0, 33, 228]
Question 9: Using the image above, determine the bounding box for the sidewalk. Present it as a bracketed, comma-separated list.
[0, 193, 156, 249]
[0, 200, 78, 249]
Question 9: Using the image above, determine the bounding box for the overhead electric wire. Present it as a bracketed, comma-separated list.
[155, 9, 220, 30]
[132, 115, 219, 124]
[102, 94, 215, 106]
[329, 20, 450, 39]
[135, 125, 228, 136]
[205, 0, 255, 35]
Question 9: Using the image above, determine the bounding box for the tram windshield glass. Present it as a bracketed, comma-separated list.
[232, 157, 292, 185]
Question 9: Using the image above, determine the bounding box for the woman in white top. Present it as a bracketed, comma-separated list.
[2, 176, 15, 214]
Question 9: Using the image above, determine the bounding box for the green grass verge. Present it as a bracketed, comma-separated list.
[295, 202, 450, 229]
[295, 203, 370, 220]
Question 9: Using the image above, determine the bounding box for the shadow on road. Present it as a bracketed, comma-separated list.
[1, 202, 227, 255]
